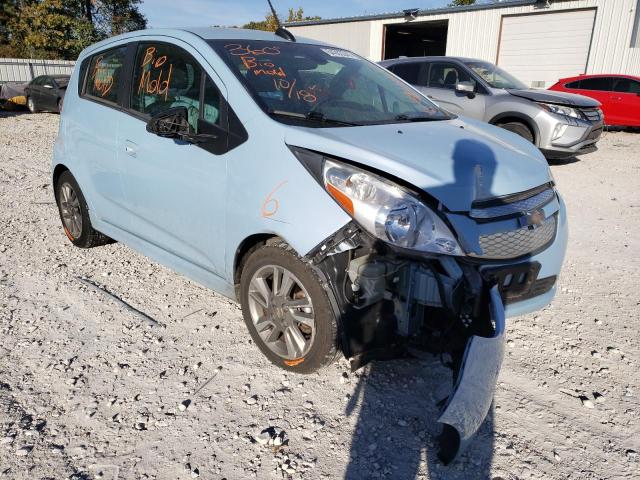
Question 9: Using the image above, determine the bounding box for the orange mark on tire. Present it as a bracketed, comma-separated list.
[261, 180, 288, 218]
[284, 357, 305, 367]
[63, 226, 74, 241]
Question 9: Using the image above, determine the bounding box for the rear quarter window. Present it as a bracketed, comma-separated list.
[564, 80, 581, 89]
[391, 62, 421, 85]
[576, 77, 612, 92]
[84, 46, 128, 104]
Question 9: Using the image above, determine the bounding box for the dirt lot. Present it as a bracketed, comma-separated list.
[0, 111, 638, 480]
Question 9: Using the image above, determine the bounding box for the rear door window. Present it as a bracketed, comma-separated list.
[130, 43, 205, 132]
[577, 77, 613, 91]
[85, 46, 128, 104]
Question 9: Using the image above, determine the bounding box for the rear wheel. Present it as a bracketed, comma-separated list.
[55, 171, 112, 248]
[240, 241, 339, 373]
[27, 97, 38, 113]
[496, 121, 534, 144]
[57, 98, 63, 113]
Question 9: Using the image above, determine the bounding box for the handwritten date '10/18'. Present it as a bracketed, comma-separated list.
[138, 47, 173, 101]
[273, 78, 317, 104]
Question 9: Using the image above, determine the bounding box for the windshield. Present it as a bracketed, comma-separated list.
[464, 61, 528, 90]
[53, 76, 69, 88]
[209, 40, 451, 127]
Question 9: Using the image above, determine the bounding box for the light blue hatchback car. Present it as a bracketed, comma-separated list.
[52, 27, 567, 462]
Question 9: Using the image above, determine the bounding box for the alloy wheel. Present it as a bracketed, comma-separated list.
[247, 264, 316, 360]
[59, 182, 82, 239]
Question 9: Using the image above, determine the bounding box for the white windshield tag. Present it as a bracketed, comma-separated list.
[321, 48, 358, 59]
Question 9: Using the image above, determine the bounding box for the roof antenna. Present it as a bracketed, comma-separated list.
[267, 0, 296, 42]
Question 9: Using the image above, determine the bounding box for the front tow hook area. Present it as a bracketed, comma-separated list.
[437, 286, 506, 464]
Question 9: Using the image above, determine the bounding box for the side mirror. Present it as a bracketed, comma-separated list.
[146, 107, 192, 139]
[146, 106, 221, 145]
[456, 81, 476, 97]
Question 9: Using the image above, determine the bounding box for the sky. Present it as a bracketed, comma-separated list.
[138, 0, 464, 29]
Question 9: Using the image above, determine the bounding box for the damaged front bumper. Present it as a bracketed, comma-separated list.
[305, 223, 534, 463]
[437, 286, 505, 464]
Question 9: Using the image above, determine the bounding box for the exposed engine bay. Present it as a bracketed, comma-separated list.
[307, 222, 508, 463]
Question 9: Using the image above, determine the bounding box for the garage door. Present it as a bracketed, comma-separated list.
[497, 9, 596, 88]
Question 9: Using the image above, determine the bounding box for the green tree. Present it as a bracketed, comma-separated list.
[6, 0, 90, 58]
[449, 0, 476, 6]
[243, 7, 320, 32]
[0, 0, 23, 56]
[1, 0, 146, 59]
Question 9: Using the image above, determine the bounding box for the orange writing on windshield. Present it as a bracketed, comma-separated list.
[138, 47, 173, 101]
[241, 56, 286, 78]
[225, 44, 281, 57]
[225, 43, 317, 104]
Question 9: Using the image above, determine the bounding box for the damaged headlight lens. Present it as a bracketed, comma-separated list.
[324, 160, 462, 255]
[537, 102, 583, 120]
[317, 156, 463, 255]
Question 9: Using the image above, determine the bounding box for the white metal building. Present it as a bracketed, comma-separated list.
[286, 0, 640, 88]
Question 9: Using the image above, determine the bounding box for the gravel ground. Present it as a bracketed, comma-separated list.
[0, 111, 638, 480]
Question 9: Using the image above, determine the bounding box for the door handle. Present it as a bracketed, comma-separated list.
[124, 140, 138, 158]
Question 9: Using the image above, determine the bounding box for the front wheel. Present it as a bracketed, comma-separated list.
[27, 96, 38, 113]
[496, 121, 534, 144]
[239, 241, 339, 373]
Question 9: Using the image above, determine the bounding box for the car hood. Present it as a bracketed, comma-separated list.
[507, 88, 600, 107]
[286, 117, 551, 212]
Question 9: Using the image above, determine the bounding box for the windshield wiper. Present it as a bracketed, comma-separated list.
[306, 111, 362, 127]
[394, 113, 441, 123]
[268, 109, 361, 127]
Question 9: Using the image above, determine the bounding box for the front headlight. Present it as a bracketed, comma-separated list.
[291, 147, 463, 255]
[537, 102, 583, 120]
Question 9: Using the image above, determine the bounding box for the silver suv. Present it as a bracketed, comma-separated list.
[380, 57, 603, 160]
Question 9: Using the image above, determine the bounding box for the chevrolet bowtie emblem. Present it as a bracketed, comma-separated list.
[521, 209, 545, 228]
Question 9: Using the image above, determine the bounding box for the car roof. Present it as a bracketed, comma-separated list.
[557, 73, 640, 82]
[81, 27, 330, 57]
[380, 56, 482, 65]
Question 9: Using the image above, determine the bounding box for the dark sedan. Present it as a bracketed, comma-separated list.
[25, 75, 69, 113]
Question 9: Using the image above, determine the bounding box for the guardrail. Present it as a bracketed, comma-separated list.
[0, 58, 76, 83]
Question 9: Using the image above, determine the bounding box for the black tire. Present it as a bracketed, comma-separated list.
[27, 96, 38, 113]
[496, 121, 535, 144]
[54, 171, 112, 248]
[239, 241, 339, 374]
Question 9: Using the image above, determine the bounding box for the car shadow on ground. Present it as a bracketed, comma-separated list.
[547, 156, 580, 166]
[0, 106, 31, 118]
[344, 358, 495, 480]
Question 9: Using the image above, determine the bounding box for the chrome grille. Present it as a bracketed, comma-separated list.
[477, 215, 557, 259]
[470, 188, 555, 220]
[580, 107, 603, 122]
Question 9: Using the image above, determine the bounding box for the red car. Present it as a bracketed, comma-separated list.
[549, 74, 640, 127]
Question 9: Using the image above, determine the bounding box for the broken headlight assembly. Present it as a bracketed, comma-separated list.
[290, 147, 463, 256]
